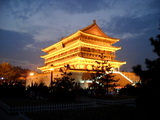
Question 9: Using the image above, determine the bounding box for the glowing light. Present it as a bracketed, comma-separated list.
[86, 80, 92, 83]
[30, 73, 34, 76]
[80, 80, 84, 83]
[50, 65, 54, 71]
[79, 57, 84, 59]
[80, 80, 94, 83]
[50, 67, 54, 71]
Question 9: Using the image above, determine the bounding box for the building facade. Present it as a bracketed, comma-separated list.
[26, 20, 139, 88]
[38, 20, 125, 72]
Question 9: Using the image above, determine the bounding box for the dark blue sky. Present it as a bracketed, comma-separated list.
[0, 0, 159, 71]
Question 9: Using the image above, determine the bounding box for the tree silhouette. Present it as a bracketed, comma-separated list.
[53, 72, 75, 93]
[132, 34, 160, 88]
[99, 72, 119, 95]
[90, 56, 119, 94]
[133, 34, 160, 110]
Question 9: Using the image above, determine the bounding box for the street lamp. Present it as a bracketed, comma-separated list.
[50, 64, 54, 87]
[30, 73, 34, 76]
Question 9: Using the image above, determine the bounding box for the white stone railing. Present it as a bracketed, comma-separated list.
[113, 71, 133, 83]
[0, 100, 96, 114]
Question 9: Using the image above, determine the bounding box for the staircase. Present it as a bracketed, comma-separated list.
[112, 71, 133, 86]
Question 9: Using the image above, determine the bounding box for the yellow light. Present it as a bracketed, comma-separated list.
[50, 67, 54, 71]
[79, 57, 84, 59]
[30, 73, 34, 76]
[50, 65, 54, 71]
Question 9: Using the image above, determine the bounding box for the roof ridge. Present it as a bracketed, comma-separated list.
[80, 20, 96, 31]
[80, 20, 111, 38]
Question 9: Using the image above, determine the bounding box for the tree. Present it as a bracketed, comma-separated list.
[100, 72, 119, 95]
[132, 34, 160, 88]
[26, 82, 49, 98]
[53, 72, 75, 93]
[14, 66, 35, 77]
[90, 57, 119, 94]
[132, 34, 160, 109]
[0, 62, 21, 84]
[49, 71, 75, 101]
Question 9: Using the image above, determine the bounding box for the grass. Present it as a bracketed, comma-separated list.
[24, 106, 151, 120]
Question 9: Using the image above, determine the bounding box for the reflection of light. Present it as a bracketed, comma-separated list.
[30, 73, 34, 76]
[0, 77, 4, 79]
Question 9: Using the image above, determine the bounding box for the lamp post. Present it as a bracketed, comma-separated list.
[50, 64, 54, 87]
[29, 72, 34, 86]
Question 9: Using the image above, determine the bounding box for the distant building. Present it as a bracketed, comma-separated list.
[26, 20, 139, 88]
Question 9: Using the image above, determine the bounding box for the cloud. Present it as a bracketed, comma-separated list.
[0, 0, 159, 43]
[23, 44, 39, 51]
[0, 0, 159, 72]
[115, 33, 144, 40]
[108, 0, 160, 18]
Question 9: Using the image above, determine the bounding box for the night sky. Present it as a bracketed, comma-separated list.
[0, 0, 159, 72]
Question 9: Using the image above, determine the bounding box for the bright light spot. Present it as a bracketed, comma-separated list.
[80, 80, 92, 83]
[80, 80, 84, 83]
[86, 80, 92, 83]
[79, 58, 84, 59]
[96, 81, 99, 84]
[50, 68, 54, 71]
[30, 73, 34, 76]
[50, 64, 54, 71]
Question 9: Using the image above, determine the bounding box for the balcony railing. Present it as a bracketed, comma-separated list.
[45, 47, 115, 65]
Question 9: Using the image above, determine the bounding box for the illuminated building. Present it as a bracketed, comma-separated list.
[38, 20, 125, 72]
[26, 20, 139, 88]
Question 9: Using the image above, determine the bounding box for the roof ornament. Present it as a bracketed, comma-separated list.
[93, 20, 96, 24]
[60, 36, 63, 41]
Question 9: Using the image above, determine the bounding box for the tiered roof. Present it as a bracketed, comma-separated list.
[38, 20, 125, 72]
[42, 20, 120, 53]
